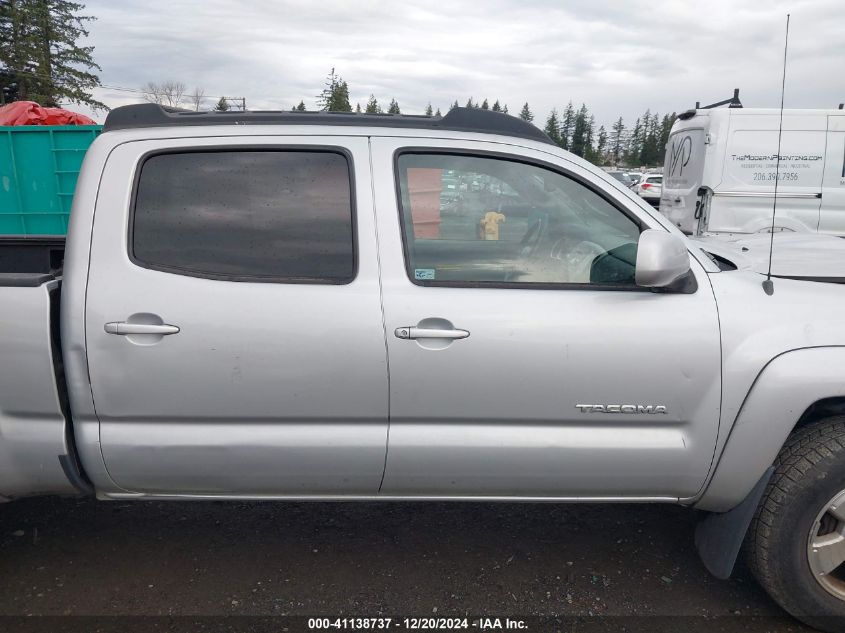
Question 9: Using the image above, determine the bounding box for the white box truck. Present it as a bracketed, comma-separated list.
[660, 100, 845, 236]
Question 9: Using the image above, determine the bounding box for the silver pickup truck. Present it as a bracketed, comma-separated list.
[2, 104, 845, 631]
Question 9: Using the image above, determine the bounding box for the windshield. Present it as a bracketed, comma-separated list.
[608, 172, 632, 185]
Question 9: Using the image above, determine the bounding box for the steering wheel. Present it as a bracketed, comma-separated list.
[551, 239, 606, 284]
[518, 214, 548, 260]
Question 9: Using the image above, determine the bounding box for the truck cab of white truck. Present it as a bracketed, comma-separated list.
[2, 104, 845, 631]
[660, 101, 845, 236]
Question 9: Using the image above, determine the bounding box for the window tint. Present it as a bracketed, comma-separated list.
[132, 150, 354, 282]
[397, 153, 641, 286]
[646, 176, 663, 184]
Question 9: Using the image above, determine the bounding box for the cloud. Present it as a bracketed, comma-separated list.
[71, 0, 844, 128]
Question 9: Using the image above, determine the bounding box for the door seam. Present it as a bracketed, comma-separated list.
[369, 136, 392, 493]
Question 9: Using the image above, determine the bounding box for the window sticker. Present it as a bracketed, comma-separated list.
[414, 268, 436, 280]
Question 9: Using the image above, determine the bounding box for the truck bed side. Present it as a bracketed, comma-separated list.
[0, 238, 83, 500]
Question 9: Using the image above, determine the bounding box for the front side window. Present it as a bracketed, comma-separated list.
[397, 153, 641, 286]
[132, 150, 355, 282]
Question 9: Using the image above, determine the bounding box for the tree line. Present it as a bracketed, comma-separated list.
[299, 69, 676, 168]
[135, 70, 678, 169]
[539, 103, 677, 168]
[0, 10, 677, 169]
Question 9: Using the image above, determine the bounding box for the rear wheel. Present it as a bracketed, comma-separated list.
[746, 417, 845, 632]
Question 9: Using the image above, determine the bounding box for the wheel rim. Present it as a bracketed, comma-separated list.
[808, 489, 845, 600]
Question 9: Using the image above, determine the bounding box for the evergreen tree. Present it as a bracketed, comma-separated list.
[465, 97, 475, 108]
[651, 112, 662, 161]
[424, 102, 433, 116]
[355, 102, 361, 113]
[544, 109, 562, 147]
[435, 107, 441, 117]
[609, 117, 625, 165]
[450, 100, 459, 111]
[570, 103, 589, 157]
[0, 1, 32, 102]
[595, 125, 608, 164]
[584, 113, 596, 161]
[502, 104, 508, 115]
[480, 98, 489, 110]
[518, 102, 534, 122]
[658, 113, 676, 164]
[214, 96, 229, 112]
[637, 110, 662, 166]
[295, 100, 306, 111]
[0, 0, 104, 109]
[491, 99, 501, 112]
[387, 98, 400, 114]
[626, 117, 642, 166]
[317, 68, 352, 112]
[365, 94, 380, 113]
[560, 101, 575, 151]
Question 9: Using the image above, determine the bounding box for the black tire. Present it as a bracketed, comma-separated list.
[746, 416, 845, 632]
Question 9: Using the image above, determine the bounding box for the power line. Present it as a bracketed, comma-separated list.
[2, 66, 220, 102]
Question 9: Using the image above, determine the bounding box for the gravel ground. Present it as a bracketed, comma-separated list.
[0, 496, 817, 631]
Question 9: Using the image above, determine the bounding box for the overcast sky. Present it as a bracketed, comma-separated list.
[75, 0, 844, 129]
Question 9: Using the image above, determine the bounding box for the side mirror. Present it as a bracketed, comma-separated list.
[635, 229, 693, 289]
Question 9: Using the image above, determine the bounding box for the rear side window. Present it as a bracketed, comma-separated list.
[132, 150, 355, 283]
[646, 176, 662, 184]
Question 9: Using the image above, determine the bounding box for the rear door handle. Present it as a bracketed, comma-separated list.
[394, 327, 469, 340]
[104, 322, 180, 335]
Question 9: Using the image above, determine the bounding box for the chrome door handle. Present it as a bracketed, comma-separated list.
[395, 327, 469, 340]
[104, 322, 180, 335]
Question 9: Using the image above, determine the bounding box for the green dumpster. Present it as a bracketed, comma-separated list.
[0, 125, 102, 235]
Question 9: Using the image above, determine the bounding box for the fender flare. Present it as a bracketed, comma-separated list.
[696, 346, 845, 512]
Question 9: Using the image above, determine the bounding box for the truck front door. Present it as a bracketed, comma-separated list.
[371, 138, 722, 499]
[85, 137, 389, 495]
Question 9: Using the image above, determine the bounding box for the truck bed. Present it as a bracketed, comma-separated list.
[0, 236, 83, 500]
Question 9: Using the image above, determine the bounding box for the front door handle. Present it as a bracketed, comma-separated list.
[104, 322, 180, 335]
[395, 326, 469, 340]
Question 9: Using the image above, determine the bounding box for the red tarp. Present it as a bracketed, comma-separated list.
[0, 101, 97, 126]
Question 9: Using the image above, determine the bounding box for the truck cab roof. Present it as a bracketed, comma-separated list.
[103, 103, 556, 147]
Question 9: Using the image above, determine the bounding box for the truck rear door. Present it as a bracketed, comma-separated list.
[661, 126, 707, 234]
[85, 136, 389, 495]
[819, 115, 845, 235]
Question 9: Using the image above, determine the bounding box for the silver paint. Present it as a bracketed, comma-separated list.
[634, 230, 692, 288]
[0, 281, 77, 499]
[0, 121, 840, 510]
[81, 135, 389, 495]
[370, 136, 723, 499]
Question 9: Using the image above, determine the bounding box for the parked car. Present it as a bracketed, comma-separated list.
[660, 105, 845, 236]
[606, 170, 633, 186]
[633, 174, 663, 205]
[627, 172, 644, 186]
[3, 104, 845, 632]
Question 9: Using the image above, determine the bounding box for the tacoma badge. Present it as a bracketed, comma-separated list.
[575, 404, 668, 414]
